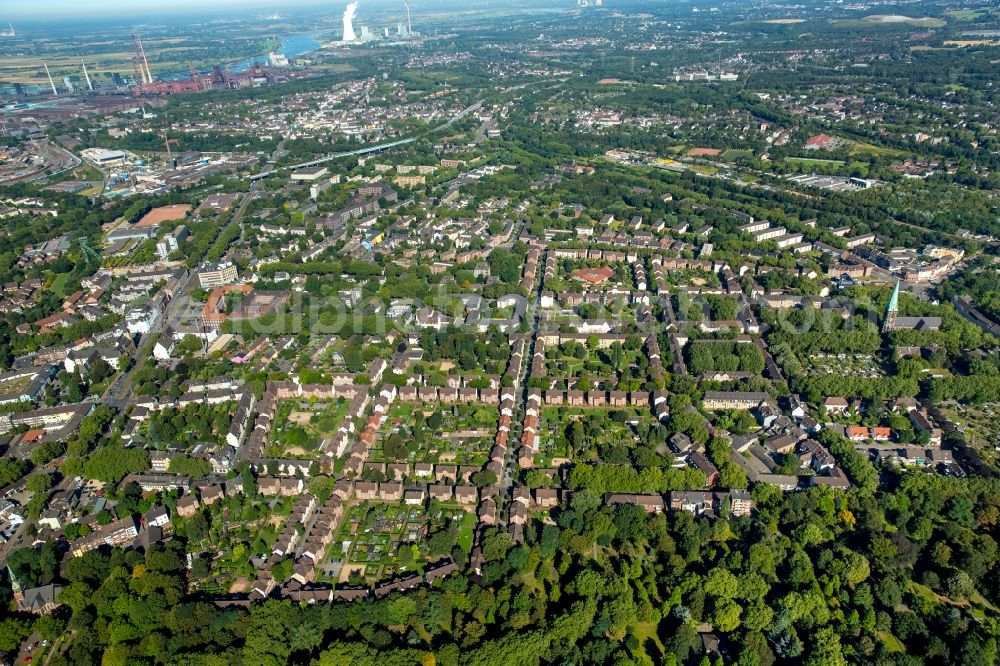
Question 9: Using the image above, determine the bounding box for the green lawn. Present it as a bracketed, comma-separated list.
[877, 631, 905, 653]
[632, 622, 666, 665]
[786, 156, 846, 166]
[458, 510, 476, 552]
[722, 149, 754, 161]
[49, 273, 71, 299]
[688, 164, 719, 175]
[945, 9, 986, 20]
[847, 142, 907, 158]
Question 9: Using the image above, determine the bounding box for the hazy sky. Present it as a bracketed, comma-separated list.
[5, 0, 364, 20]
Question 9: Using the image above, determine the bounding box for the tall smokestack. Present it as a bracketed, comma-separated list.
[132, 34, 148, 85]
[343, 2, 359, 42]
[137, 35, 153, 83]
[43, 62, 57, 95]
[82, 61, 93, 90]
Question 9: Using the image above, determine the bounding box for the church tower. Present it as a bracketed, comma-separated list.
[883, 280, 900, 333]
[7, 563, 23, 606]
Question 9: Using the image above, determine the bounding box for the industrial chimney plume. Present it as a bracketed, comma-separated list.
[343, 2, 359, 42]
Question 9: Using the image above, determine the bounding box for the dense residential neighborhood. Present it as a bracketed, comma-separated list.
[2, 0, 1000, 664]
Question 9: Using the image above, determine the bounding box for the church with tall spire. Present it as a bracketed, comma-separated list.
[882, 280, 943, 333]
[882, 280, 900, 333]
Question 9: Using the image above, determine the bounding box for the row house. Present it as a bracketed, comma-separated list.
[909, 410, 943, 444]
[668, 490, 754, 518]
[478, 498, 498, 525]
[425, 560, 459, 584]
[521, 247, 540, 292]
[650, 256, 669, 293]
[455, 485, 478, 505]
[429, 484, 453, 502]
[375, 574, 423, 599]
[531, 340, 545, 378]
[534, 488, 560, 508]
[689, 451, 719, 486]
[69, 516, 139, 557]
[702, 391, 771, 411]
[226, 392, 256, 450]
[544, 252, 558, 284]
[354, 481, 378, 501]
[258, 477, 304, 497]
[633, 262, 648, 291]
[605, 493, 665, 514]
[272, 495, 318, 557]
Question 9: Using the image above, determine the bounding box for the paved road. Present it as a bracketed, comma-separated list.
[474, 117, 495, 144]
[105, 190, 257, 409]
[6, 140, 81, 184]
[0, 520, 27, 567]
[251, 101, 488, 177]
[0, 473, 76, 566]
[496, 255, 546, 529]
[251, 79, 551, 180]
[105, 265, 196, 409]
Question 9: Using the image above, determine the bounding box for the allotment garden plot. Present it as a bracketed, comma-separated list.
[266, 396, 351, 462]
[537, 335, 654, 392]
[536, 406, 667, 468]
[325, 502, 476, 585]
[372, 402, 498, 466]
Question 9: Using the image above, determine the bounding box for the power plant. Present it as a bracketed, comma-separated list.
[339, 1, 418, 44]
[342, 2, 359, 43]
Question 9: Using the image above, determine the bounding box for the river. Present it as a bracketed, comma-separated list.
[229, 32, 326, 73]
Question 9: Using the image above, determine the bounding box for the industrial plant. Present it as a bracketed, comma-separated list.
[340, 1, 418, 44]
[342, 2, 359, 42]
